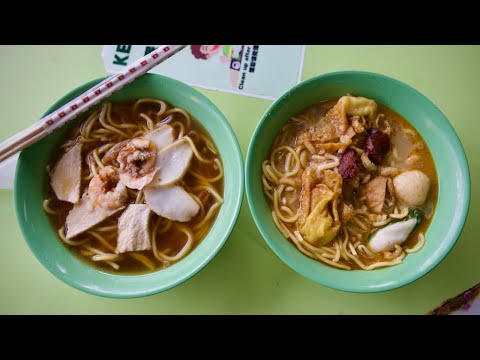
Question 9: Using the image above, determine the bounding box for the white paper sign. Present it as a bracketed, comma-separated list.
[102, 45, 305, 101]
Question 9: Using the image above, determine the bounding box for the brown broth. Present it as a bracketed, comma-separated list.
[45, 100, 224, 274]
[379, 104, 438, 251]
[267, 98, 438, 270]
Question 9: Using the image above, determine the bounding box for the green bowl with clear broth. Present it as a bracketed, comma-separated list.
[14, 74, 244, 298]
[245, 71, 470, 293]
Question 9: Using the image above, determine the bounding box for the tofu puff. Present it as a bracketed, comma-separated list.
[263, 95, 437, 271]
[44, 99, 223, 274]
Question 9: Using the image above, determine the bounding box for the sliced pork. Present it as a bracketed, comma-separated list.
[65, 193, 123, 239]
[116, 204, 152, 254]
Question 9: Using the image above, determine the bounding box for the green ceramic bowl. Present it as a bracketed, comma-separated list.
[14, 74, 244, 298]
[246, 71, 470, 293]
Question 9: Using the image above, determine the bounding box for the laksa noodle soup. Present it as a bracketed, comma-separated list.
[263, 95, 438, 270]
[43, 99, 224, 274]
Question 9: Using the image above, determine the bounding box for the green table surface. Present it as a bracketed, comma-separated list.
[0, 45, 478, 314]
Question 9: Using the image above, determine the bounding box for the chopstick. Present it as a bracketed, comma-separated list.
[0, 45, 187, 164]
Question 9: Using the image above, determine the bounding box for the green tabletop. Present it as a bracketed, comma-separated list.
[0, 45, 477, 314]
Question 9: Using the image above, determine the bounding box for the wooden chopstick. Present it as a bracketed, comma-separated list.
[0, 45, 187, 164]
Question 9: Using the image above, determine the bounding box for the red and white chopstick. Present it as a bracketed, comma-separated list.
[0, 45, 187, 163]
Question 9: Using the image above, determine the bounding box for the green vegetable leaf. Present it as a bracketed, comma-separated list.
[408, 209, 424, 227]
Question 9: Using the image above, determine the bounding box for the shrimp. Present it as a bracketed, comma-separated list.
[117, 138, 157, 190]
[102, 140, 128, 166]
[88, 166, 129, 210]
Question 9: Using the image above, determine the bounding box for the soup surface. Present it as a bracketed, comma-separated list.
[44, 99, 224, 274]
[263, 95, 437, 270]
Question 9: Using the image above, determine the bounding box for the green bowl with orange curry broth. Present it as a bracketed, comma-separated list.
[14, 74, 244, 298]
[245, 71, 470, 293]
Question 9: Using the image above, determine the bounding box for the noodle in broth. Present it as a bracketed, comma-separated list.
[44, 99, 224, 274]
[263, 95, 437, 270]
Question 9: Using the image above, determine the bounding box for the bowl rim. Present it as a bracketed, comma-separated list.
[245, 70, 471, 293]
[14, 74, 245, 298]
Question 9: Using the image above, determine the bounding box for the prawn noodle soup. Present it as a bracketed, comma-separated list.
[44, 99, 224, 274]
[263, 95, 438, 271]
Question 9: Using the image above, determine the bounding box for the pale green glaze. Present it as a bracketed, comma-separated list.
[14, 74, 244, 298]
[246, 71, 470, 292]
